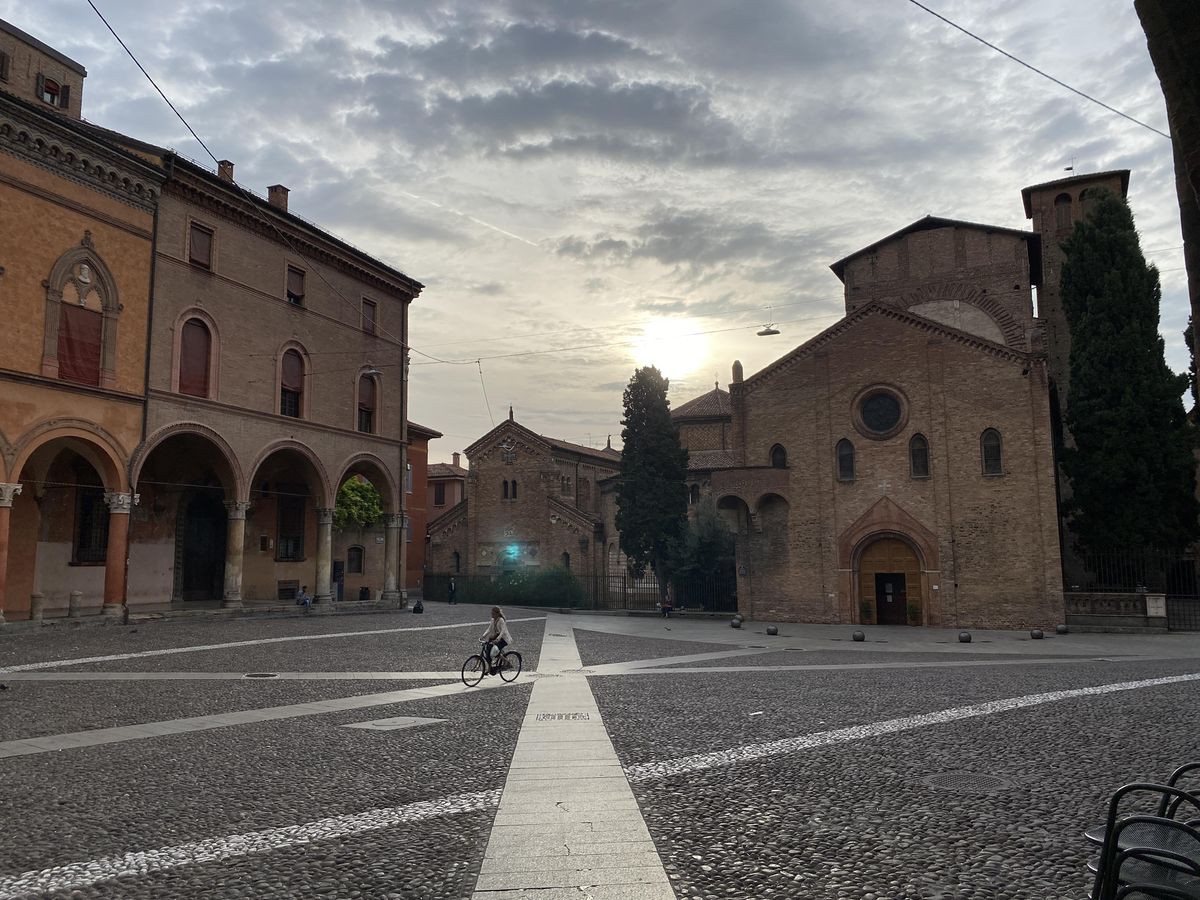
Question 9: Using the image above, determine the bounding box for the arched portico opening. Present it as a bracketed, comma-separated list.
[854, 534, 923, 626]
[332, 454, 400, 604]
[4, 429, 130, 621]
[131, 427, 242, 607]
[246, 443, 333, 605]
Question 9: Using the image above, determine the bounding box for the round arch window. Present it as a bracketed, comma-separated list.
[852, 385, 908, 440]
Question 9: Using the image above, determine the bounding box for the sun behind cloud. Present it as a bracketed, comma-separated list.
[631, 317, 711, 380]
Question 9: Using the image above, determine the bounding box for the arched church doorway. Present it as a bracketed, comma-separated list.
[177, 490, 227, 601]
[858, 537, 921, 626]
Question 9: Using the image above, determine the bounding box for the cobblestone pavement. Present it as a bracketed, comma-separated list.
[1, 607, 1198, 899]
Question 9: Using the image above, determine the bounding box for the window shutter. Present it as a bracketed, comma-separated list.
[179, 320, 211, 397]
[281, 351, 304, 391]
[36, 73, 45, 99]
[58, 304, 103, 385]
[60, 83, 71, 109]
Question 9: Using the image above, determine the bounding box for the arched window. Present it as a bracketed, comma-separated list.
[836, 439, 855, 482]
[280, 349, 304, 418]
[689, 483, 701, 504]
[511, 479, 518, 499]
[562, 552, 571, 571]
[981, 428, 1003, 475]
[909, 433, 930, 478]
[357, 374, 376, 433]
[452, 550, 461, 573]
[770, 444, 787, 468]
[502, 480, 509, 500]
[347, 545, 364, 575]
[1054, 193, 1072, 230]
[179, 318, 211, 397]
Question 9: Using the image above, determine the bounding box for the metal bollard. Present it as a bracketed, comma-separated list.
[30, 592, 45, 622]
[68, 590, 83, 618]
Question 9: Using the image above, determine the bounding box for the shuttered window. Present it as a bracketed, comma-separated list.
[286, 266, 305, 305]
[280, 350, 304, 417]
[58, 304, 102, 386]
[357, 375, 375, 433]
[189, 223, 213, 269]
[179, 319, 211, 397]
[434, 482, 446, 506]
[362, 300, 376, 334]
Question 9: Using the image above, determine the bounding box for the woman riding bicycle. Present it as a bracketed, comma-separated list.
[481, 606, 513, 673]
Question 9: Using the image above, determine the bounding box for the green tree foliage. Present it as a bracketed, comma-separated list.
[674, 496, 735, 578]
[333, 477, 383, 531]
[616, 366, 689, 597]
[1185, 315, 1197, 412]
[1060, 191, 1199, 552]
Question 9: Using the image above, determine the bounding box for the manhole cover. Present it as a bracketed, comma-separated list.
[244, 673, 278, 678]
[922, 772, 1015, 794]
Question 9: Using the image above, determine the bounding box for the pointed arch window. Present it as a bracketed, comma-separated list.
[44, 244, 120, 388]
[909, 434, 930, 478]
[280, 349, 304, 418]
[836, 439, 855, 482]
[502, 480, 509, 500]
[981, 428, 1004, 475]
[179, 319, 212, 397]
[770, 444, 787, 468]
[357, 374, 376, 433]
[511, 479, 518, 499]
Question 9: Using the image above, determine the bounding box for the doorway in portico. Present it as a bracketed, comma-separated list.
[177, 490, 227, 601]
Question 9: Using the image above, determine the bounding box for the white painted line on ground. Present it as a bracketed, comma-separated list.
[0, 616, 546, 674]
[623, 670, 1200, 782]
[3, 669, 1196, 896]
[0, 790, 500, 899]
[1, 671, 467, 682]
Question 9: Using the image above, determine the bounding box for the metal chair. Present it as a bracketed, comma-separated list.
[1090, 814, 1200, 900]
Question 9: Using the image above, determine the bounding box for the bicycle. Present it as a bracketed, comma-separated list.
[461, 641, 522, 687]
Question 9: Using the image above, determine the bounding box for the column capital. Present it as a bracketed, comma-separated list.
[223, 500, 251, 519]
[103, 492, 139, 514]
[384, 513, 403, 529]
[316, 507, 334, 526]
[0, 483, 22, 508]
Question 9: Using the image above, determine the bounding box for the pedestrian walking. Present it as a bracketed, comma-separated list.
[447, 577, 457, 605]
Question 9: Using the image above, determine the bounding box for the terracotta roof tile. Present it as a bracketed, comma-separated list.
[672, 386, 731, 420]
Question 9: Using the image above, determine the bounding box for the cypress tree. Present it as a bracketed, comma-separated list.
[1060, 190, 1199, 553]
[615, 366, 689, 600]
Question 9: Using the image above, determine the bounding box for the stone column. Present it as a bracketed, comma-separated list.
[314, 507, 333, 604]
[398, 514, 409, 604]
[102, 492, 137, 617]
[0, 483, 22, 625]
[222, 500, 250, 609]
[382, 513, 402, 606]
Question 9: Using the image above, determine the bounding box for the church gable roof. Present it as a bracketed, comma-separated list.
[462, 417, 619, 467]
[828, 215, 1040, 285]
[738, 300, 1029, 396]
[672, 385, 732, 421]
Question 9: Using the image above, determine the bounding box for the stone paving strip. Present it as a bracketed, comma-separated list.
[2, 667, 1197, 897]
[0, 677, 522, 758]
[471, 619, 677, 900]
[0, 615, 547, 673]
[588, 655, 1142, 676]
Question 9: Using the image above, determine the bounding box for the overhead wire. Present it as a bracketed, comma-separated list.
[905, 0, 1171, 140]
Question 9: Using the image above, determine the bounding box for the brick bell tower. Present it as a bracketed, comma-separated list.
[1021, 169, 1131, 418]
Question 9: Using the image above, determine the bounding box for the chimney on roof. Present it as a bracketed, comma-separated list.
[217, 160, 234, 182]
[606, 435, 612, 450]
[267, 184, 289, 211]
[732, 360, 744, 384]
[452, 452, 460, 467]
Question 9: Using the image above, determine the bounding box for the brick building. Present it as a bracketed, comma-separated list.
[0, 21, 161, 622]
[428, 453, 468, 516]
[1, 21, 427, 620]
[426, 410, 619, 578]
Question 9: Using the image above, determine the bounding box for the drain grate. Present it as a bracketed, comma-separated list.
[922, 771, 1015, 794]
[244, 673, 278, 679]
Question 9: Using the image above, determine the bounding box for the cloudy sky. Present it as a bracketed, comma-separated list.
[3, 0, 1186, 461]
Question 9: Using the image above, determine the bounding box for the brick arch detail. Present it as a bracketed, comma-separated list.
[753, 491, 790, 515]
[246, 439, 333, 508]
[335, 451, 399, 515]
[902, 282, 1025, 349]
[838, 496, 939, 573]
[130, 422, 245, 500]
[11, 418, 130, 492]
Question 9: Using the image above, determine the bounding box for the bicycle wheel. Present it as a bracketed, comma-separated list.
[461, 654, 487, 687]
[499, 651, 522, 683]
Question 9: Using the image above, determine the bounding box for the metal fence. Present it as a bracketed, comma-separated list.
[1063, 548, 1200, 631]
[425, 569, 737, 614]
